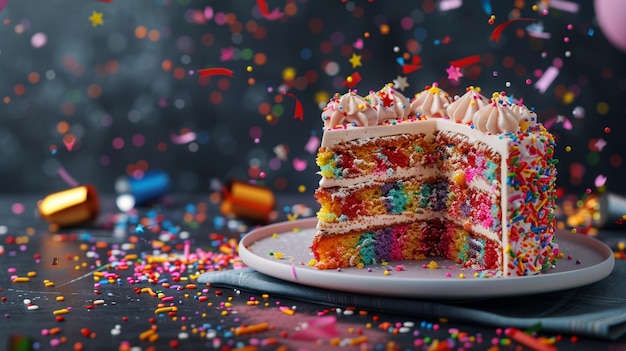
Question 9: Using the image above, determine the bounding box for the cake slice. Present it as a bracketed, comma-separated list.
[312, 84, 558, 277]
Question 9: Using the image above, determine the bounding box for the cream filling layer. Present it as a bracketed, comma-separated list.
[316, 211, 502, 244]
[320, 167, 496, 193]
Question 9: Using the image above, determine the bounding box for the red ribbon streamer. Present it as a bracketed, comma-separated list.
[490, 18, 537, 43]
[449, 55, 481, 68]
[283, 92, 304, 121]
[256, 0, 282, 20]
[342, 72, 362, 89]
[197, 68, 234, 78]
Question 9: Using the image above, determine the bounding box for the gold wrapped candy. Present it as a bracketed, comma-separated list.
[219, 180, 275, 222]
[38, 185, 100, 227]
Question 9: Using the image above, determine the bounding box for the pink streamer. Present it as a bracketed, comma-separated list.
[549, 0, 579, 13]
[438, 0, 462, 11]
[57, 167, 80, 187]
[170, 131, 197, 144]
[0, 0, 8, 13]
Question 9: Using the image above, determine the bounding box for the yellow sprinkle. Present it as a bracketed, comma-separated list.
[124, 254, 138, 260]
[53, 308, 70, 315]
[427, 261, 439, 269]
[273, 251, 283, 260]
[27, 271, 37, 277]
[56, 296, 65, 302]
[12, 277, 30, 283]
[459, 273, 465, 279]
[272, 233, 279, 239]
[45, 281, 56, 287]
[154, 306, 178, 314]
[384, 270, 390, 276]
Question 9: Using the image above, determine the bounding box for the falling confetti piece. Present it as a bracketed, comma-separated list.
[0, 0, 9, 13]
[480, 0, 492, 14]
[282, 92, 304, 121]
[438, 0, 462, 11]
[219, 47, 234, 61]
[256, 0, 282, 20]
[490, 18, 536, 43]
[449, 55, 481, 68]
[446, 65, 463, 82]
[170, 131, 197, 144]
[89, 10, 104, 27]
[304, 135, 320, 154]
[398, 55, 423, 74]
[353, 38, 364, 49]
[197, 68, 234, 78]
[595, 175, 608, 188]
[534, 66, 559, 93]
[57, 167, 80, 187]
[544, 115, 572, 130]
[342, 72, 362, 89]
[549, 0, 579, 13]
[594, 138, 607, 152]
[63, 137, 76, 151]
[526, 23, 551, 39]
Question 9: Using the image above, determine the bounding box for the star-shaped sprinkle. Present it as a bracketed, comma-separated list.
[594, 138, 607, 152]
[446, 65, 463, 82]
[89, 11, 104, 27]
[393, 76, 410, 91]
[380, 90, 394, 107]
[135, 224, 145, 234]
[348, 53, 362, 68]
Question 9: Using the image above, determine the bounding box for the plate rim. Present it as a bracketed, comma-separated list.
[239, 217, 616, 299]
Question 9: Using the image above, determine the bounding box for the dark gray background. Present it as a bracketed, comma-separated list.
[0, 0, 624, 198]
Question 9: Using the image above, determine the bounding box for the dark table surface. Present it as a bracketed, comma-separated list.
[1, 193, 625, 351]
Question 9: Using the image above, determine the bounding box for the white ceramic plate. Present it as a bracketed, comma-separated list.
[239, 218, 615, 299]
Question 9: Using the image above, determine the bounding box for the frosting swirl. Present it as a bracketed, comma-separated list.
[472, 92, 520, 134]
[410, 83, 451, 118]
[447, 86, 489, 124]
[367, 84, 411, 122]
[508, 100, 538, 131]
[321, 91, 377, 128]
